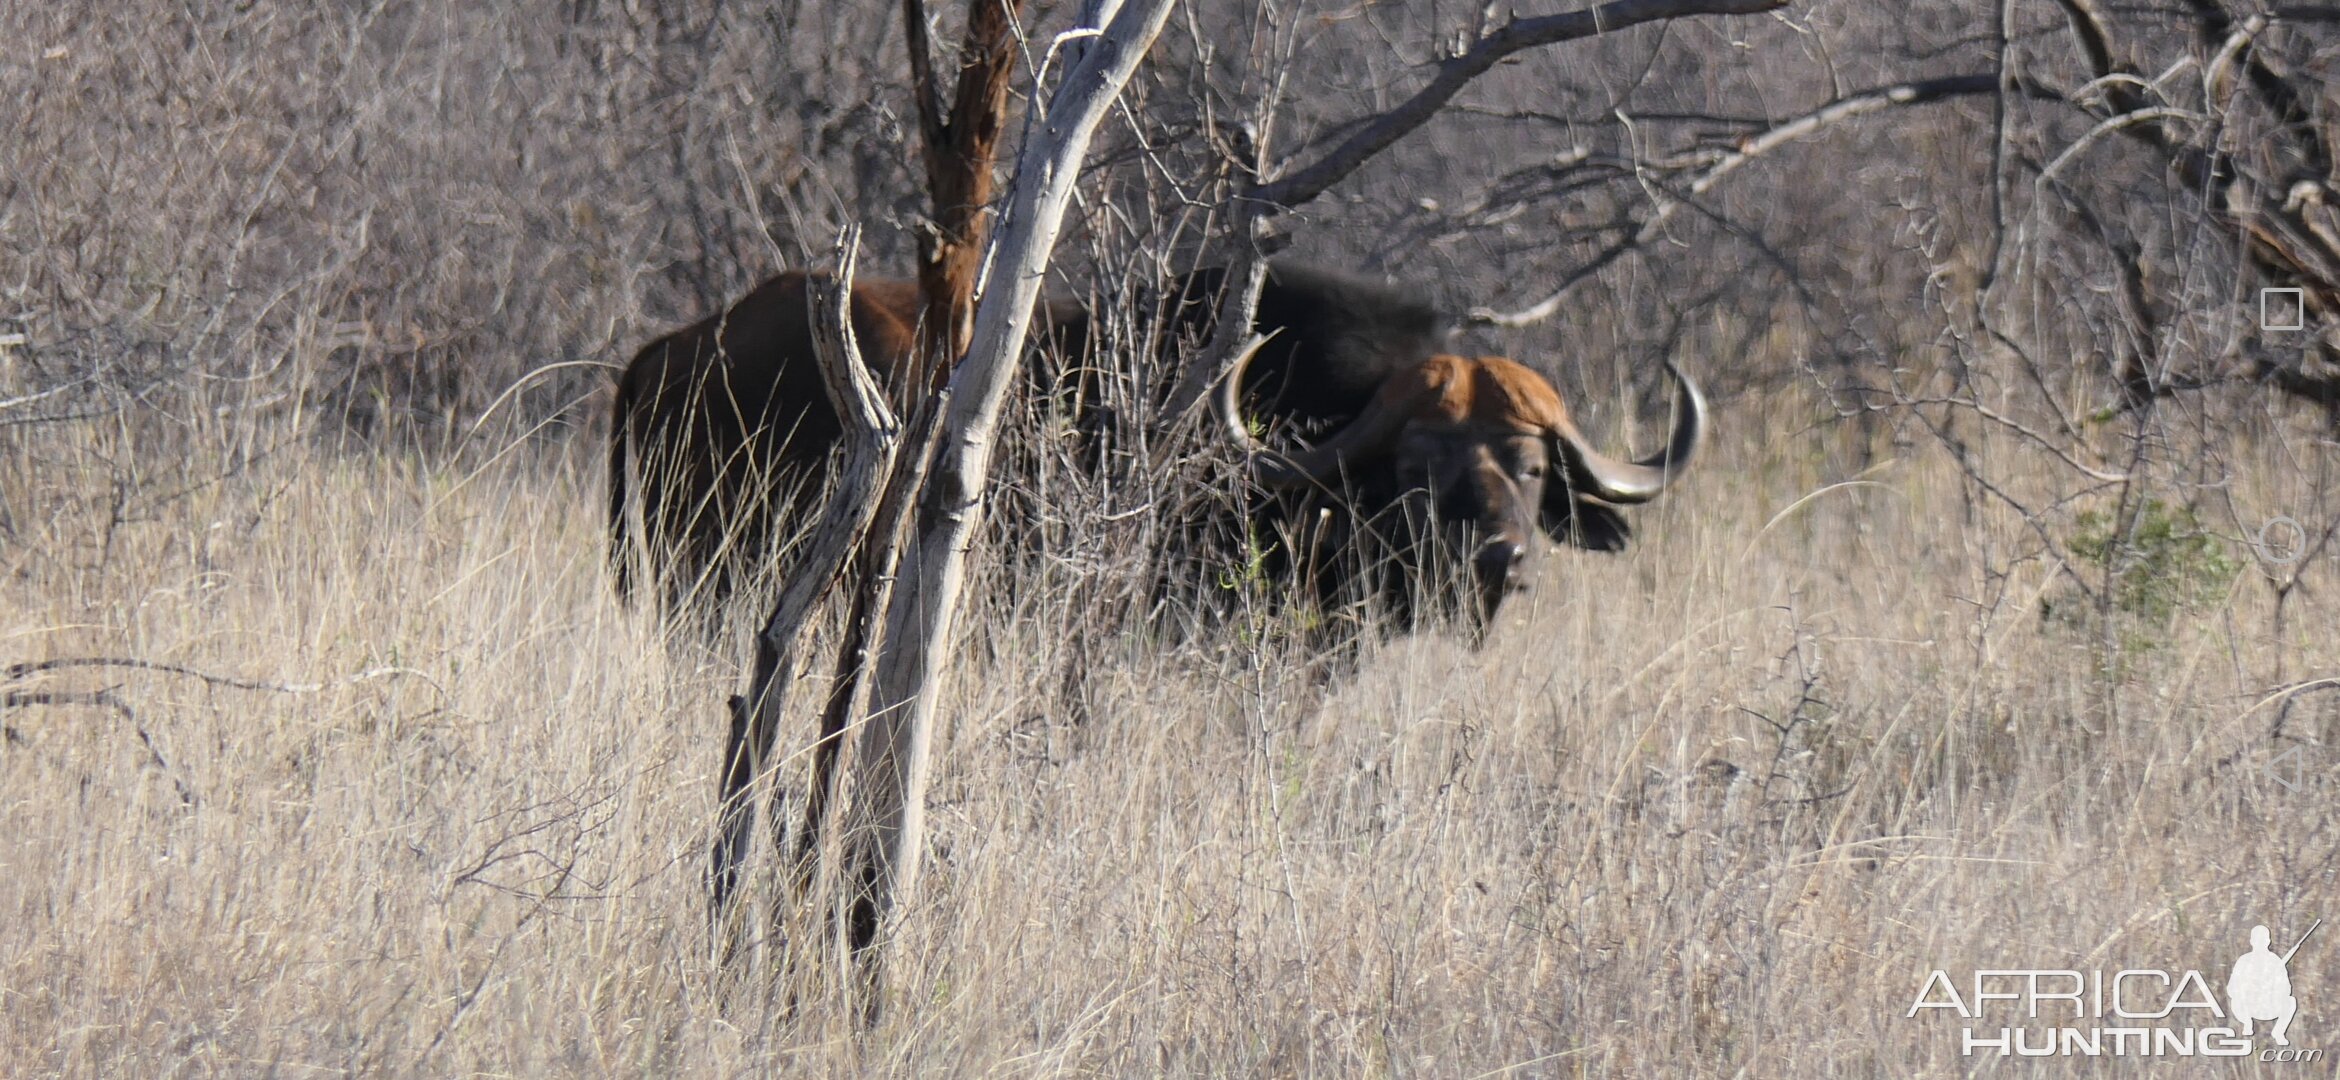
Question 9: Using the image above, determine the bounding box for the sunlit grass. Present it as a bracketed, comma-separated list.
[4, 402, 2331, 1076]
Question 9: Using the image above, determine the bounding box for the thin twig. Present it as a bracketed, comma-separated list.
[4, 657, 442, 697]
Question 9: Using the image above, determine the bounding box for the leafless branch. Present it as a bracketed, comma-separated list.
[4, 656, 441, 697]
[1251, 0, 1791, 211]
[1469, 72, 1999, 328]
[1162, 125, 1278, 429]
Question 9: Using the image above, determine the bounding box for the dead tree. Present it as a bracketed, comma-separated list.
[711, 233, 899, 937]
[904, 0, 1028, 366]
[743, 0, 1806, 1007]
[792, 0, 1029, 922]
[833, 0, 1177, 1006]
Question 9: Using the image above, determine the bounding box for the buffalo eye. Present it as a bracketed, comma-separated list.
[1517, 461, 1545, 481]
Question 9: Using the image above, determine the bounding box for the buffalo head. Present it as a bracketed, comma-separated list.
[1221, 347, 1703, 623]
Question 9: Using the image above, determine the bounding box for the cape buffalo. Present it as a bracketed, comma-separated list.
[607, 261, 1703, 632]
[1172, 262, 1704, 631]
[608, 271, 1095, 623]
[608, 271, 928, 620]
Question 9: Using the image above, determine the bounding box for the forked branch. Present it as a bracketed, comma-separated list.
[1251, 0, 1791, 211]
[839, 0, 1176, 1011]
[709, 229, 902, 927]
[1469, 73, 2000, 327]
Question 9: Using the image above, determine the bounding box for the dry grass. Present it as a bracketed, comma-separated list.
[4, 396, 2333, 1077]
[6, 1, 2337, 1074]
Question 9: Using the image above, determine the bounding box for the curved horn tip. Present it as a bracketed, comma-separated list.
[1647, 359, 1705, 474]
[1220, 330, 1413, 491]
[1216, 333, 1275, 450]
[1663, 359, 1704, 403]
[1549, 358, 1706, 504]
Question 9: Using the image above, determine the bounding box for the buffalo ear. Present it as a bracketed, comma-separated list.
[1544, 495, 1632, 552]
[1540, 440, 1632, 550]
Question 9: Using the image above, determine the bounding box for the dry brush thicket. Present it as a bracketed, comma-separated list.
[4, 1, 2337, 1076]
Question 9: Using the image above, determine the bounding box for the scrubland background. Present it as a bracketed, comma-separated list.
[4, 1, 2337, 1076]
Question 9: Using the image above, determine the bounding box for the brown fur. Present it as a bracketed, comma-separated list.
[608, 272, 930, 615]
[1383, 354, 1575, 436]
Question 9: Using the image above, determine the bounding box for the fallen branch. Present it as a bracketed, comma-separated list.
[6, 656, 439, 696]
[2, 686, 196, 806]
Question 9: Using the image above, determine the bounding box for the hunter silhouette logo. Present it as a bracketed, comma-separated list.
[2230, 920, 2318, 1048]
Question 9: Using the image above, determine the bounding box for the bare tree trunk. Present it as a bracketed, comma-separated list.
[793, 0, 1027, 925]
[709, 233, 900, 949]
[836, 0, 1176, 1009]
[903, 0, 1030, 370]
[793, 416, 933, 892]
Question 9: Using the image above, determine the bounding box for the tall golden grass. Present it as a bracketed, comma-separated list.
[5, 391, 2331, 1076]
